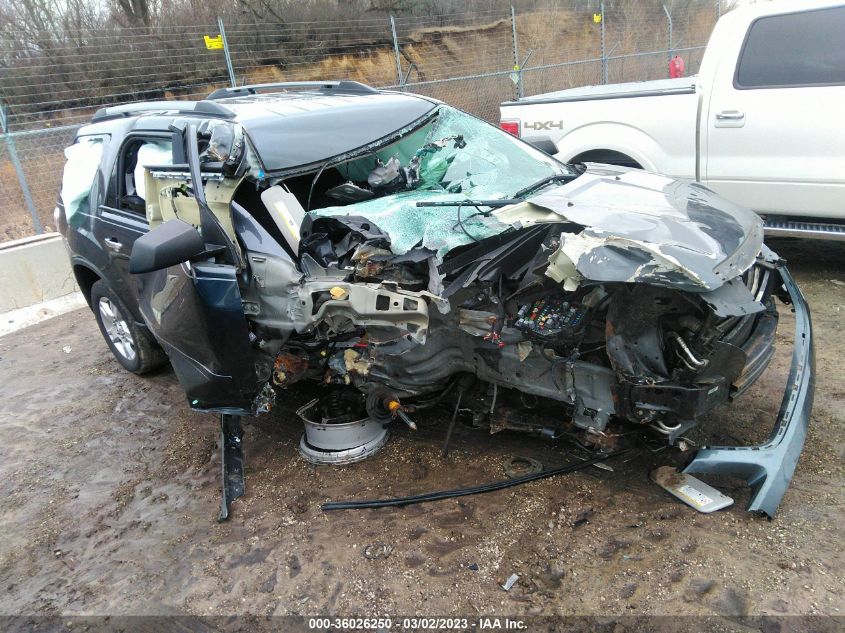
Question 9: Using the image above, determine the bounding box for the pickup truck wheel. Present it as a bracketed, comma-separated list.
[90, 280, 167, 375]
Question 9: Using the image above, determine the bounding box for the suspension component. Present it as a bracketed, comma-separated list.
[387, 398, 418, 431]
[366, 386, 417, 430]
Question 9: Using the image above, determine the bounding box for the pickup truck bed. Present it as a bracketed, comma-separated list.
[504, 77, 696, 104]
[502, 78, 701, 179]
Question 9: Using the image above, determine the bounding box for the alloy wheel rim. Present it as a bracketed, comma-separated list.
[98, 297, 137, 362]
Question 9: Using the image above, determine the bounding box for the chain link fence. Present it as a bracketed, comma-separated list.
[0, 0, 724, 243]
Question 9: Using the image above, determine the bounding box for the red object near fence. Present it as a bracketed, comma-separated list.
[669, 55, 685, 78]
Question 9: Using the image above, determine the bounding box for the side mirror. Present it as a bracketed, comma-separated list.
[129, 219, 206, 274]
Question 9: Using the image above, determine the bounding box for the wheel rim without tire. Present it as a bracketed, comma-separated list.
[98, 297, 136, 362]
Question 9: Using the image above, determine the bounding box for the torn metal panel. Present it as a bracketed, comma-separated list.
[440, 225, 552, 297]
[293, 281, 431, 344]
[218, 413, 245, 522]
[237, 206, 438, 346]
[544, 234, 586, 291]
[699, 277, 765, 317]
[233, 204, 303, 341]
[683, 266, 814, 518]
[301, 214, 391, 266]
[458, 309, 498, 337]
[496, 164, 764, 292]
[652, 466, 734, 513]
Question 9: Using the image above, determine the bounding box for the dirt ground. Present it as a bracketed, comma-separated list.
[0, 238, 843, 626]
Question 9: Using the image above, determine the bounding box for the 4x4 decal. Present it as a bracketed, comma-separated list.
[523, 120, 564, 131]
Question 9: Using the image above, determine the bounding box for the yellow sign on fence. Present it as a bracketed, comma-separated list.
[204, 34, 224, 50]
[593, 13, 603, 24]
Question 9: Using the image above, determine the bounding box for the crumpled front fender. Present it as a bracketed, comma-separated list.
[683, 265, 814, 518]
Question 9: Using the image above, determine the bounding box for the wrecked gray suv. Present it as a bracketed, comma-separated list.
[57, 81, 813, 520]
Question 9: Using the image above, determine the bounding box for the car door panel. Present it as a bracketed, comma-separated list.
[93, 133, 177, 319]
[704, 6, 845, 218]
[706, 85, 845, 217]
[137, 261, 257, 412]
[132, 122, 258, 413]
[94, 205, 148, 320]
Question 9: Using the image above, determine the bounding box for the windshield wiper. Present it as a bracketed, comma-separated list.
[513, 173, 578, 199]
[414, 173, 578, 211]
[415, 199, 521, 208]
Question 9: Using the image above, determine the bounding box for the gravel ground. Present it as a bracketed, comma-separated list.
[0, 238, 843, 625]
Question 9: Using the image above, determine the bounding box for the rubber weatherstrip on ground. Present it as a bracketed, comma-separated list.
[321, 449, 628, 511]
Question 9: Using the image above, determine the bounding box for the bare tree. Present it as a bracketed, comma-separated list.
[110, 0, 152, 27]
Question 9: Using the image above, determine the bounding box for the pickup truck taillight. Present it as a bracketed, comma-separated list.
[500, 120, 520, 137]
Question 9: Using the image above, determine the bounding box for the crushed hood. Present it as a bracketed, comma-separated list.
[494, 164, 764, 292]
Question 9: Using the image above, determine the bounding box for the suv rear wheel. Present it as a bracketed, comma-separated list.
[90, 280, 167, 374]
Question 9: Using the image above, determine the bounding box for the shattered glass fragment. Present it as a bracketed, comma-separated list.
[311, 106, 567, 257]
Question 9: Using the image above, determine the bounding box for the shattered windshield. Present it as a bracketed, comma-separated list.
[309, 105, 573, 256]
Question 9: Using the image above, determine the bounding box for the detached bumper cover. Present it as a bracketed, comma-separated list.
[683, 265, 814, 518]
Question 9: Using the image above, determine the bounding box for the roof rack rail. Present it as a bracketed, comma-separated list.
[90, 100, 234, 123]
[206, 80, 379, 100]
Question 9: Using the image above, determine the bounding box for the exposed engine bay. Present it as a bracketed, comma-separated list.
[238, 205, 777, 449]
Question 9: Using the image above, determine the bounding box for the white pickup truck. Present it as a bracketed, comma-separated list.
[499, 0, 845, 240]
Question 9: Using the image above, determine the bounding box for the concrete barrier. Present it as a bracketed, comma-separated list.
[0, 233, 78, 312]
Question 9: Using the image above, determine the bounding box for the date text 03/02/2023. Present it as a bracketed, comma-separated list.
[307, 617, 528, 630]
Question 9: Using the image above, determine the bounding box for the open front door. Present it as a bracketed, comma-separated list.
[137, 261, 256, 412]
[132, 122, 258, 413]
